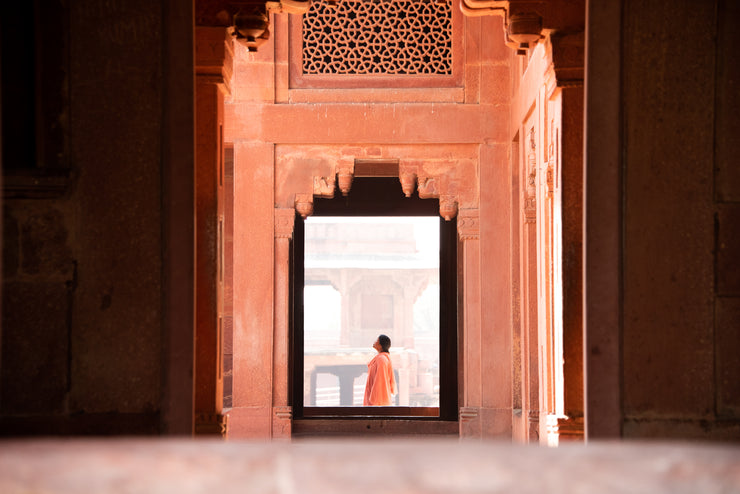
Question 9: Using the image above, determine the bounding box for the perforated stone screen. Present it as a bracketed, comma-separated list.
[302, 0, 452, 75]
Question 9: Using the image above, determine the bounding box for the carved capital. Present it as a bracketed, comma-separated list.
[547, 30, 585, 88]
[457, 208, 480, 240]
[275, 208, 295, 239]
[195, 412, 228, 436]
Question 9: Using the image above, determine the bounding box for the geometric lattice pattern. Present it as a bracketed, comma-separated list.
[302, 0, 452, 75]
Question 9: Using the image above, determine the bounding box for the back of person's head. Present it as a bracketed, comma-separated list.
[378, 334, 391, 352]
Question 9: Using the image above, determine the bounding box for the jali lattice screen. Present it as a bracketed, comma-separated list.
[302, 0, 452, 75]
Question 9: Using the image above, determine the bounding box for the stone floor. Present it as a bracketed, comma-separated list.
[0, 438, 738, 493]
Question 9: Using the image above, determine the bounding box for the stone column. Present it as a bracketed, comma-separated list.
[458, 209, 483, 438]
[547, 31, 585, 442]
[194, 26, 233, 436]
[556, 84, 585, 441]
[523, 167, 540, 442]
[273, 208, 295, 438]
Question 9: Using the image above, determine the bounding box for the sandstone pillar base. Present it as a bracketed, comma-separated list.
[194, 413, 228, 437]
[460, 407, 514, 439]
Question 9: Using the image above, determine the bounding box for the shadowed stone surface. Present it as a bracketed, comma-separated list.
[0, 439, 738, 493]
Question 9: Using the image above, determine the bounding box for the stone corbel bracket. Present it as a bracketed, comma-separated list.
[228, 0, 310, 51]
[399, 161, 463, 221]
[294, 193, 314, 219]
[460, 1, 544, 55]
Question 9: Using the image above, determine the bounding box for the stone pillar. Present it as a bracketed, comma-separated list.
[194, 26, 233, 437]
[458, 209, 483, 438]
[556, 84, 584, 441]
[584, 0, 622, 440]
[546, 31, 585, 443]
[273, 208, 295, 438]
[522, 166, 540, 442]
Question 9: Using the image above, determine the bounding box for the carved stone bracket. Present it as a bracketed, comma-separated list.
[458, 208, 480, 241]
[417, 176, 439, 199]
[336, 161, 354, 196]
[459, 1, 543, 54]
[275, 208, 296, 238]
[440, 195, 459, 221]
[226, 1, 311, 51]
[294, 193, 314, 219]
[397, 161, 463, 221]
[399, 170, 417, 197]
[313, 175, 336, 198]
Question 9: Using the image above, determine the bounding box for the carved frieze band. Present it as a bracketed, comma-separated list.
[457, 208, 480, 241]
[275, 208, 296, 239]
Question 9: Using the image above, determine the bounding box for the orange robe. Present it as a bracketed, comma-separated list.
[363, 352, 396, 406]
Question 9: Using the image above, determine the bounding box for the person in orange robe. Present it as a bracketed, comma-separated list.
[363, 334, 397, 406]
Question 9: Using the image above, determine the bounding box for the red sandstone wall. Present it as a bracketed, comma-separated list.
[1, 0, 194, 435]
[618, 0, 740, 439]
[225, 9, 515, 439]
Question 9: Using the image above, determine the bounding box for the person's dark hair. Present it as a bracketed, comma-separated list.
[378, 334, 391, 352]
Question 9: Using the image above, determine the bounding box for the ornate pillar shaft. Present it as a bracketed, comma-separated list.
[273, 208, 295, 438]
[458, 209, 482, 438]
[523, 192, 540, 442]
